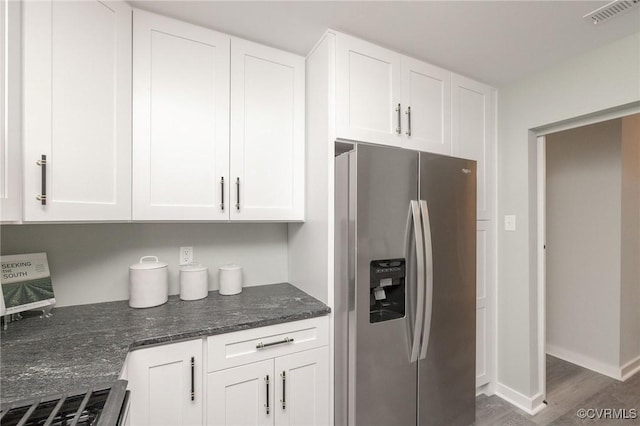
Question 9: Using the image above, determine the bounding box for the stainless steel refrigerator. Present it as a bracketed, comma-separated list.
[334, 143, 476, 426]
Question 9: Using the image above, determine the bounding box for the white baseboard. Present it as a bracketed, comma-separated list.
[621, 355, 640, 381]
[495, 383, 546, 415]
[546, 344, 622, 380]
[476, 381, 496, 397]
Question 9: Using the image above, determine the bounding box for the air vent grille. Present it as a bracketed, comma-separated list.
[583, 0, 640, 24]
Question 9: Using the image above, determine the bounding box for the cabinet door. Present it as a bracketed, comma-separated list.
[451, 74, 494, 220]
[401, 57, 451, 155]
[335, 33, 402, 146]
[274, 347, 329, 426]
[22, 0, 131, 221]
[133, 10, 230, 220]
[0, 0, 20, 221]
[229, 38, 304, 221]
[127, 339, 203, 426]
[475, 220, 494, 388]
[207, 359, 273, 426]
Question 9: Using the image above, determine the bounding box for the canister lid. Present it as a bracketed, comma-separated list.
[180, 262, 208, 272]
[219, 263, 241, 270]
[129, 256, 168, 270]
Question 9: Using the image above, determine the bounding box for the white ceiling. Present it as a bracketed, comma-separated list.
[128, 1, 640, 87]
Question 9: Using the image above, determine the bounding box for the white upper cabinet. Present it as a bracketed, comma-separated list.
[401, 57, 451, 155]
[22, 0, 132, 221]
[133, 11, 304, 222]
[335, 33, 451, 154]
[230, 39, 305, 221]
[0, 0, 21, 222]
[336, 33, 402, 146]
[132, 10, 230, 221]
[451, 73, 494, 220]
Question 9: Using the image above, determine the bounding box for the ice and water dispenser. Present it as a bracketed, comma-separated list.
[369, 259, 406, 323]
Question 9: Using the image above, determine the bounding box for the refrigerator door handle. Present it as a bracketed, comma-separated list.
[419, 200, 434, 360]
[407, 200, 425, 363]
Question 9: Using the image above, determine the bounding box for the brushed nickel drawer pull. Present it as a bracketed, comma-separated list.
[256, 337, 294, 349]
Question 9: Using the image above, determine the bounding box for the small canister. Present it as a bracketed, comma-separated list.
[219, 264, 242, 295]
[180, 263, 208, 301]
[129, 256, 169, 308]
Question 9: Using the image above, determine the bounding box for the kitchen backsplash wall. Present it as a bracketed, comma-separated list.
[0, 223, 288, 307]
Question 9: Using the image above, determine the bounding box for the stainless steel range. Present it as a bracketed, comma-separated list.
[0, 380, 129, 426]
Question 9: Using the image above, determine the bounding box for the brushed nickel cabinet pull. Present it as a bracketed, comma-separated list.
[190, 356, 195, 401]
[256, 337, 294, 349]
[265, 375, 270, 414]
[36, 155, 47, 205]
[236, 177, 240, 211]
[396, 103, 402, 134]
[280, 371, 286, 410]
[220, 177, 225, 211]
[406, 106, 412, 136]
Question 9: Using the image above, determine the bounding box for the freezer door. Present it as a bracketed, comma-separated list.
[352, 144, 419, 426]
[417, 153, 476, 426]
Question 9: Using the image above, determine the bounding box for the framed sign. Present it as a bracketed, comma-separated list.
[1, 253, 55, 316]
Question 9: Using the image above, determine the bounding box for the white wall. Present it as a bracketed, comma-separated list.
[497, 31, 640, 401]
[0, 223, 288, 307]
[620, 114, 640, 367]
[545, 119, 622, 370]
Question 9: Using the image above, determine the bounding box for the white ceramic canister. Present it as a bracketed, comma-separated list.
[128, 256, 169, 308]
[180, 263, 208, 301]
[219, 264, 242, 295]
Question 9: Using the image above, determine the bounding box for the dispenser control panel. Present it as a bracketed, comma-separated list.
[370, 259, 405, 288]
[369, 258, 406, 323]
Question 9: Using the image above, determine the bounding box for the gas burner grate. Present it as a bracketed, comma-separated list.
[0, 381, 128, 426]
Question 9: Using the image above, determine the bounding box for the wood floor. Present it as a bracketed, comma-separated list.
[474, 355, 640, 425]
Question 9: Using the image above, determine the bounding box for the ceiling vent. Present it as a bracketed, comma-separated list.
[583, 0, 640, 24]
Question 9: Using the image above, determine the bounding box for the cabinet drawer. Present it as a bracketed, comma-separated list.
[207, 316, 329, 372]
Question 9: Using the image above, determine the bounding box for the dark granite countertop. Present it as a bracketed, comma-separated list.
[0, 283, 330, 404]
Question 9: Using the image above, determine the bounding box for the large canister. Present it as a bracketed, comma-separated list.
[128, 256, 169, 308]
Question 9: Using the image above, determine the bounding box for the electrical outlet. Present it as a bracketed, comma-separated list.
[179, 247, 193, 265]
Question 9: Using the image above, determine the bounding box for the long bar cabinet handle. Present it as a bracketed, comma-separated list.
[236, 177, 240, 211]
[36, 155, 47, 205]
[256, 337, 294, 349]
[190, 356, 195, 401]
[281, 371, 286, 410]
[220, 177, 225, 211]
[406, 106, 412, 136]
[265, 375, 270, 414]
[395, 103, 402, 134]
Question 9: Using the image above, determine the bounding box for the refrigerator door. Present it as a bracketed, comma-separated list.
[418, 153, 476, 426]
[352, 144, 419, 426]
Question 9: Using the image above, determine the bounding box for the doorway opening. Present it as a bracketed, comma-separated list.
[536, 113, 640, 417]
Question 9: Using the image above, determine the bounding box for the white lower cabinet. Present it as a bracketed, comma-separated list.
[206, 317, 329, 426]
[207, 360, 272, 426]
[274, 347, 329, 426]
[126, 339, 204, 426]
[207, 347, 329, 426]
[123, 317, 329, 426]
